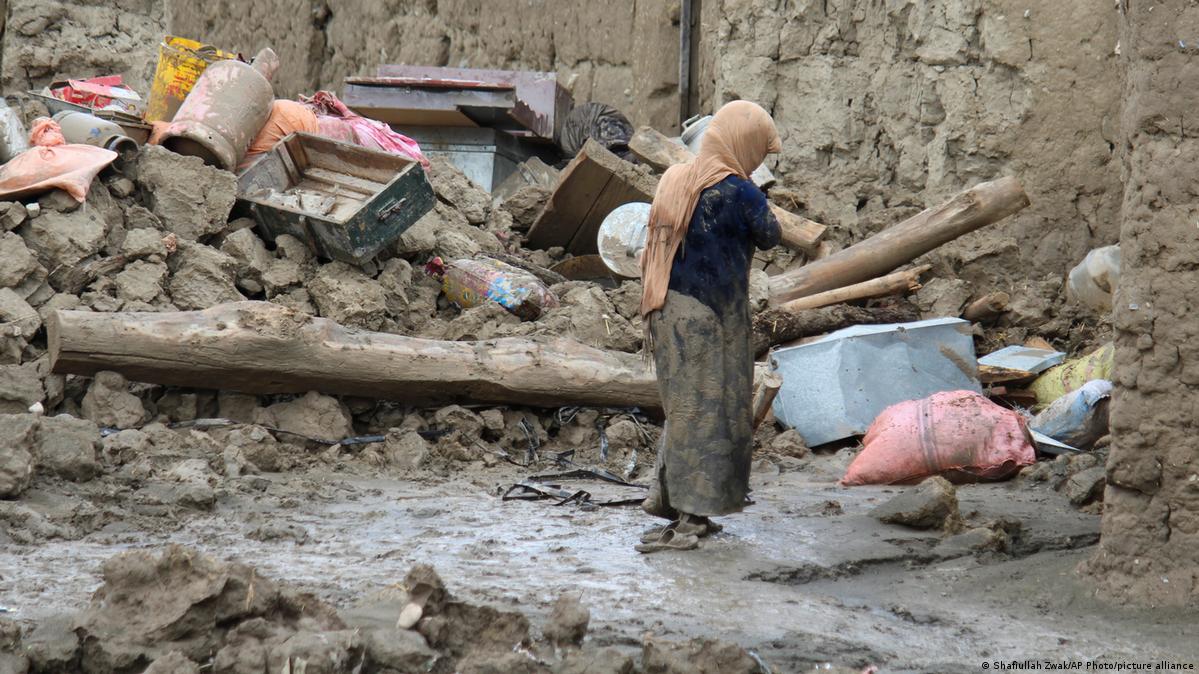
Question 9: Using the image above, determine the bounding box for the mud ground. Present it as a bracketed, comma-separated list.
[4, 454, 1194, 672]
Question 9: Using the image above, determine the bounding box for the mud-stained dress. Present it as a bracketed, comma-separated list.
[646, 175, 780, 518]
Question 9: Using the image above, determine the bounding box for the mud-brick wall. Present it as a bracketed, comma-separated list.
[0, 0, 167, 92]
[167, 0, 682, 130]
[1080, 2, 1199, 607]
[700, 0, 1123, 319]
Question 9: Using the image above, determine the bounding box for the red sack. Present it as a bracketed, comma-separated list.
[841, 390, 1035, 486]
[0, 118, 116, 202]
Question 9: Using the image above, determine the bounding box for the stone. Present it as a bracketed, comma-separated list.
[870, 476, 959, 530]
[748, 268, 770, 312]
[113, 260, 168, 304]
[427, 156, 489, 224]
[134, 145, 237, 241]
[914, 278, 972, 318]
[23, 613, 79, 672]
[0, 201, 28, 231]
[935, 526, 1009, 556]
[0, 362, 43, 413]
[1065, 466, 1106, 506]
[218, 392, 263, 424]
[167, 242, 244, 310]
[307, 262, 388, 330]
[38, 188, 80, 213]
[0, 413, 36, 498]
[271, 287, 317, 315]
[81, 371, 147, 429]
[604, 418, 642, 451]
[433, 405, 485, 440]
[480, 409, 505, 434]
[384, 429, 430, 470]
[360, 628, 437, 672]
[543, 594, 589, 647]
[220, 228, 273, 295]
[34, 414, 101, 481]
[261, 258, 305, 295]
[0, 288, 41, 338]
[0, 231, 45, 291]
[554, 647, 636, 674]
[101, 429, 152, 466]
[641, 636, 762, 674]
[18, 208, 107, 267]
[123, 204, 163, 231]
[769, 429, 809, 458]
[263, 391, 354, 442]
[274, 233, 314, 263]
[143, 651, 200, 674]
[106, 177, 136, 199]
[499, 185, 550, 232]
[224, 425, 291, 472]
[121, 227, 169, 258]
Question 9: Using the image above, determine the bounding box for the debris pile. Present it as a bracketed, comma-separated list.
[1, 545, 770, 673]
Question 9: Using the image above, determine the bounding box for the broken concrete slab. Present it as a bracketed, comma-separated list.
[133, 145, 237, 241]
[871, 476, 960, 530]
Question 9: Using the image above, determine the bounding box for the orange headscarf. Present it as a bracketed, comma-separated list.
[639, 100, 781, 318]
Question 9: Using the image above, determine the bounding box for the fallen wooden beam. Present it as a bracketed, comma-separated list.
[627, 126, 826, 255]
[752, 304, 920, 357]
[48, 301, 660, 410]
[777, 265, 930, 313]
[768, 177, 1030, 305]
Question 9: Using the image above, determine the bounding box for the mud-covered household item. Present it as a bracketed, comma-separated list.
[425, 256, 559, 320]
[160, 47, 280, 170]
[239, 100, 320, 171]
[1030, 379, 1112, 451]
[0, 118, 116, 202]
[52, 111, 138, 155]
[682, 113, 775, 188]
[841, 390, 1037, 486]
[146, 35, 239, 123]
[0, 99, 29, 163]
[399, 126, 552, 191]
[301, 91, 428, 168]
[770, 317, 980, 446]
[559, 102, 633, 158]
[1066, 245, 1121, 313]
[237, 133, 435, 264]
[46, 76, 143, 116]
[597, 201, 650, 278]
[1029, 342, 1114, 408]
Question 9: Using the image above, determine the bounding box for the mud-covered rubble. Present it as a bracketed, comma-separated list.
[0, 545, 770, 674]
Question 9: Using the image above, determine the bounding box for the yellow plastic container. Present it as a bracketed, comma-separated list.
[1029, 342, 1114, 408]
[145, 36, 237, 122]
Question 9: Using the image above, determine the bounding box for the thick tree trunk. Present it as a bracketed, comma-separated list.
[751, 304, 920, 357]
[768, 177, 1031, 305]
[47, 301, 661, 410]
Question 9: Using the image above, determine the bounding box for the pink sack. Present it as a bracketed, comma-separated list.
[0, 118, 116, 202]
[841, 390, 1036, 486]
[301, 91, 429, 168]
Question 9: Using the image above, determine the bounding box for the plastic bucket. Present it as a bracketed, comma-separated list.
[145, 36, 237, 123]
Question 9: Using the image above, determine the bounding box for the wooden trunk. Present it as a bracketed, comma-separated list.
[48, 301, 661, 410]
[768, 177, 1030, 305]
[752, 304, 921, 357]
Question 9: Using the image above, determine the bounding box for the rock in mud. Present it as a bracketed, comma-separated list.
[307, 262, 388, 331]
[914, 278, 972, 318]
[134, 145, 237, 241]
[167, 242, 245, 310]
[113, 260, 168, 304]
[360, 627, 439, 672]
[641, 636, 764, 674]
[18, 208, 107, 268]
[427, 156, 490, 225]
[433, 405, 485, 440]
[1065, 466, 1106, 505]
[871, 476, 959, 530]
[266, 629, 364, 672]
[81, 371, 148, 429]
[34, 414, 101, 482]
[936, 525, 1009, 556]
[143, 651, 200, 674]
[499, 185, 549, 231]
[23, 613, 80, 671]
[0, 363, 42, 413]
[457, 651, 544, 674]
[0, 288, 40, 338]
[222, 425, 294, 473]
[769, 429, 810, 458]
[554, 647, 636, 674]
[0, 231, 45, 291]
[0, 414, 36, 498]
[263, 391, 354, 442]
[221, 228, 273, 295]
[0, 201, 28, 231]
[544, 594, 590, 647]
[384, 429, 430, 471]
[218, 392, 264, 424]
[121, 227, 169, 258]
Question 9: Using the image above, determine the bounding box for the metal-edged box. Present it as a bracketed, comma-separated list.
[237, 132, 435, 264]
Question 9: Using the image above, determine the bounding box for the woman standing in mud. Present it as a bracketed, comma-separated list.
[637, 100, 782, 553]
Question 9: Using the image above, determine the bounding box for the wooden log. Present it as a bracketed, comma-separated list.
[525, 139, 658, 256]
[962, 291, 1011, 323]
[752, 304, 920, 357]
[768, 177, 1030, 305]
[47, 301, 660, 411]
[751, 372, 783, 430]
[626, 126, 826, 254]
[778, 265, 930, 313]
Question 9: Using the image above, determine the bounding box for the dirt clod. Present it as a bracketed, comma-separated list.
[871, 476, 959, 530]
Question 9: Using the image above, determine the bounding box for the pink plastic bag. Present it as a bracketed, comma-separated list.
[301, 91, 429, 168]
[841, 390, 1036, 486]
[0, 118, 116, 202]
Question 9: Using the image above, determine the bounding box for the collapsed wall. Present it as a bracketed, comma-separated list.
[701, 0, 1122, 320]
[166, 0, 682, 129]
[1081, 2, 1199, 606]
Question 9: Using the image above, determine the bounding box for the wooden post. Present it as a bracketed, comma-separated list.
[768, 177, 1030, 305]
[752, 372, 783, 430]
[777, 265, 930, 313]
[962, 291, 1011, 323]
[48, 301, 661, 411]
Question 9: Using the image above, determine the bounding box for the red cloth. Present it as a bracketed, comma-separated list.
[300, 91, 429, 167]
